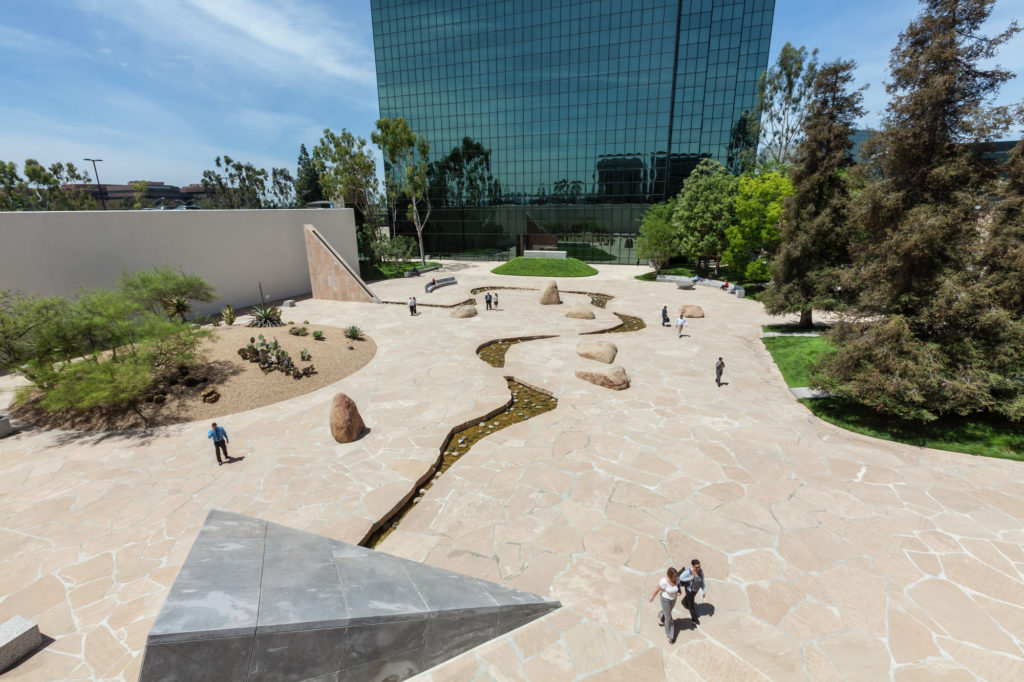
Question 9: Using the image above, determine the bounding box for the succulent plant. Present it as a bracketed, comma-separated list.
[247, 303, 283, 327]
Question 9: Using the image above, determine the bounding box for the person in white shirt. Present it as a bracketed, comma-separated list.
[675, 315, 688, 338]
[648, 566, 681, 642]
[678, 559, 707, 625]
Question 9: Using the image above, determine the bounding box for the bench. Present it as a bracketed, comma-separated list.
[695, 279, 746, 297]
[655, 274, 695, 290]
[425, 277, 457, 293]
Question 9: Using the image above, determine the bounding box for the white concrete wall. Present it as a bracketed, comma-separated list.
[0, 209, 359, 315]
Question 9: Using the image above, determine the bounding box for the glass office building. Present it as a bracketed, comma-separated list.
[371, 0, 775, 263]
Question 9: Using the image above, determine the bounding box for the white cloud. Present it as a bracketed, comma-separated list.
[70, 0, 377, 88]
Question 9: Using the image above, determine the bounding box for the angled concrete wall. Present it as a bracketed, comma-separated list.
[0, 209, 361, 315]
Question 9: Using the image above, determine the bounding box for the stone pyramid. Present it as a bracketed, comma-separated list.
[139, 510, 560, 682]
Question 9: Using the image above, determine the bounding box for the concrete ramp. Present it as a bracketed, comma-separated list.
[140, 510, 560, 681]
[304, 224, 378, 303]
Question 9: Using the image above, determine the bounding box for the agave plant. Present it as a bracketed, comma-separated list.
[221, 303, 236, 326]
[162, 295, 192, 322]
[343, 325, 364, 340]
[247, 303, 283, 327]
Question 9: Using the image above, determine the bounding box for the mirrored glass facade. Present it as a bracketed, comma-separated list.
[371, 0, 775, 262]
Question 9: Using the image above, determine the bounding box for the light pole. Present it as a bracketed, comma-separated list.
[83, 158, 106, 210]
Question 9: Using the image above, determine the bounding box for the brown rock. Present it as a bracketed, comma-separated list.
[575, 365, 630, 390]
[576, 341, 618, 364]
[450, 305, 477, 318]
[679, 305, 704, 318]
[565, 306, 595, 319]
[539, 281, 561, 305]
[329, 393, 366, 443]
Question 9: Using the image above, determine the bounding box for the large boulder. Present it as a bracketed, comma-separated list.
[450, 305, 478, 318]
[565, 306, 595, 320]
[575, 365, 630, 390]
[678, 305, 705, 318]
[576, 341, 618, 364]
[329, 393, 366, 443]
[539, 281, 561, 305]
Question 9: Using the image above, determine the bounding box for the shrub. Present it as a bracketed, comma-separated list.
[344, 325, 364, 340]
[119, 266, 216, 317]
[312, 330, 324, 340]
[221, 304, 236, 326]
[300, 349, 311, 361]
[248, 303, 283, 327]
[289, 326, 308, 336]
[236, 335, 313, 379]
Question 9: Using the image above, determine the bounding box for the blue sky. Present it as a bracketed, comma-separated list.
[1, 0, 1021, 186]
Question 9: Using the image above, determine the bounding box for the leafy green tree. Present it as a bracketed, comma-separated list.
[201, 155, 272, 208]
[724, 171, 794, 281]
[130, 181, 150, 210]
[293, 144, 323, 206]
[636, 201, 678, 274]
[764, 60, 865, 328]
[404, 134, 433, 264]
[0, 159, 95, 211]
[816, 0, 1024, 421]
[757, 42, 819, 166]
[268, 167, 295, 208]
[672, 158, 737, 275]
[117, 266, 216, 318]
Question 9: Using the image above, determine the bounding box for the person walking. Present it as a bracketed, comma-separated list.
[648, 567, 681, 643]
[661, 306, 669, 327]
[485, 292, 493, 310]
[411, 297, 417, 315]
[715, 357, 725, 385]
[676, 315, 688, 338]
[208, 422, 230, 465]
[678, 559, 707, 625]
[408, 296, 416, 316]
[493, 292, 499, 309]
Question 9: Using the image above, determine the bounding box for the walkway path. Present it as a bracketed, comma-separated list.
[1, 262, 1022, 681]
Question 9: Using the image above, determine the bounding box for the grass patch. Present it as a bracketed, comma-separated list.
[761, 336, 836, 387]
[557, 242, 617, 262]
[360, 261, 439, 281]
[634, 265, 698, 281]
[803, 398, 1024, 461]
[491, 257, 598, 277]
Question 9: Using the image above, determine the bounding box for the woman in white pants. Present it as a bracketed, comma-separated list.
[648, 567, 681, 642]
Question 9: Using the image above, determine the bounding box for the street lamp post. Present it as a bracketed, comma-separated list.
[83, 158, 106, 210]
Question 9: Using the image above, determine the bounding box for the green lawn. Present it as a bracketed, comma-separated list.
[557, 242, 617, 262]
[803, 398, 1024, 462]
[760, 336, 836, 387]
[761, 334, 1024, 460]
[491, 257, 598, 277]
[360, 261, 439, 281]
[634, 265, 697, 281]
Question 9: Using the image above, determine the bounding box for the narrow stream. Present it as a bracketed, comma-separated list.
[476, 336, 557, 367]
[562, 291, 614, 308]
[362, 377, 556, 549]
[581, 312, 646, 334]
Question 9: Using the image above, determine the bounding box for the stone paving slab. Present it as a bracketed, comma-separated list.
[0, 261, 1022, 680]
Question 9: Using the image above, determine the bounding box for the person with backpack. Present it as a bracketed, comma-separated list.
[678, 559, 707, 625]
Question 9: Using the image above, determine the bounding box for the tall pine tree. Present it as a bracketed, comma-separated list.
[764, 59, 864, 328]
[293, 143, 323, 206]
[816, 0, 1024, 421]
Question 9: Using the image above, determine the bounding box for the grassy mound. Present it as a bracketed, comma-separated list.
[491, 257, 597, 277]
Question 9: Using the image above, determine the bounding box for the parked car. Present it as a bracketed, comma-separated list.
[305, 201, 335, 209]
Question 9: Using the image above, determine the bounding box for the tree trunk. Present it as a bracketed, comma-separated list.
[799, 309, 813, 328]
[416, 228, 426, 265]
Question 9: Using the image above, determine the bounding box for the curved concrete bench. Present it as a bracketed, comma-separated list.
[425, 277, 457, 293]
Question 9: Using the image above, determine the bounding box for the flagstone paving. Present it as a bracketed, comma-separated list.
[1, 261, 1023, 681]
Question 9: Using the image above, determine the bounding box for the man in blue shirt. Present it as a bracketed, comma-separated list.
[679, 559, 707, 625]
[207, 422, 230, 465]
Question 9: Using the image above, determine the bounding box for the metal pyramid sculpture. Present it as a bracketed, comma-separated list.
[140, 510, 559, 682]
